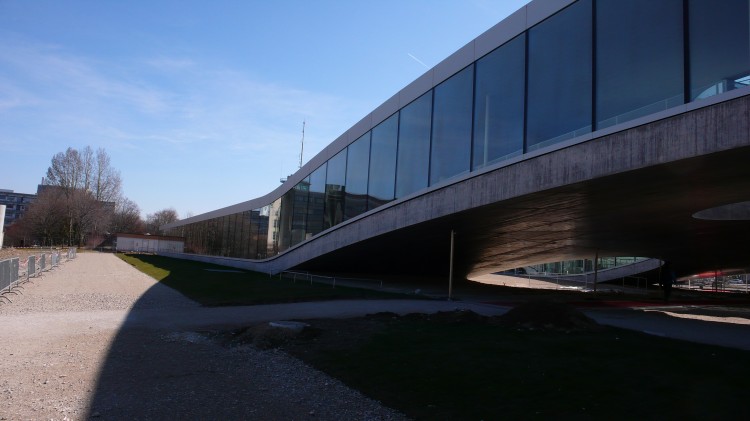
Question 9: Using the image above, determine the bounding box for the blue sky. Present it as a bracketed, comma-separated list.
[0, 0, 528, 218]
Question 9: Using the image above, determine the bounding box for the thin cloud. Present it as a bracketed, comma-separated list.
[407, 53, 430, 69]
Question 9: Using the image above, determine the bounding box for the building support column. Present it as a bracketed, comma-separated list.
[448, 230, 455, 301]
[593, 250, 599, 293]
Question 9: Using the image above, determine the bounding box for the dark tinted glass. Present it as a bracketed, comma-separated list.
[224, 214, 235, 256]
[527, 0, 592, 150]
[324, 149, 347, 228]
[257, 205, 270, 258]
[396, 92, 432, 198]
[430, 65, 474, 185]
[267, 196, 288, 253]
[277, 190, 295, 251]
[345, 133, 370, 220]
[473, 34, 525, 170]
[236, 213, 246, 258]
[306, 163, 327, 237]
[245, 210, 257, 259]
[597, 0, 684, 129]
[290, 179, 309, 247]
[689, 0, 750, 100]
[368, 114, 398, 209]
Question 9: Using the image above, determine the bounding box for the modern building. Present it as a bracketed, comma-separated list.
[0, 189, 36, 228]
[163, 0, 750, 280]
[114, 233, 184, 254]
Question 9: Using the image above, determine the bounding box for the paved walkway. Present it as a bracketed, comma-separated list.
[305, 270, 750, 351]
[5, 253, 749, 350]
[3, 252, 750, 420]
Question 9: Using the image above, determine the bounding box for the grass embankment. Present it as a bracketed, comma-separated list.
[118, 253, 749, 419]
[285, 313, 750, 420]
[116, 253, 409, 306]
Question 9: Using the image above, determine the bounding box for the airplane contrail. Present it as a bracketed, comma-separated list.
[407, 53, 430, 69]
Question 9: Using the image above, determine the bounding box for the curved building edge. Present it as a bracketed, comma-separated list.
[161, 0, 750, 277]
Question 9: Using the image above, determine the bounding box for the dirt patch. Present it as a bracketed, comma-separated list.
[496, 300, 603, 332]
[208, 307, 578, 355]
[0, 248, 65, 261]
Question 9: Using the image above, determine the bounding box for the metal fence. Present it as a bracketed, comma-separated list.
[279, 270, 384, 290]
[0, 248, 77, 303]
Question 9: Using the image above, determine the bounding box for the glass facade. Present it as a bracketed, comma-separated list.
[368, 113, 398, 209]
[395, 92, 432, 198]
[344, 133, 371, 220]
[527, 0, 592, 150]
[430, 65, 474, 185]
[473, 34, 525, 170]
[166, 0, 750, 261]
[325, 149, 346, 229]
[689, 0, 750, 100]
[306, 163, 327, 239]
[596, 0, 684, 129]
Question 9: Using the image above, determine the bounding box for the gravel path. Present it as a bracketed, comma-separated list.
[0, 253, 410, 420]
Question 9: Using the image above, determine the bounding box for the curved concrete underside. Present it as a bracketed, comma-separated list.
[169, 94, 750, 280]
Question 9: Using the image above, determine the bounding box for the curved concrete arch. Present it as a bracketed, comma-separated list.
[164, 92, 750, 278]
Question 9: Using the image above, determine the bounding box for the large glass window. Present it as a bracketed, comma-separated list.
[244, 210, 257, 259]
[596, 0, 684, 129]
[290, 179, 309, 247]
[278, 191, 295, 252]
[368, 114, 398, 209]
[430, 65, 474, 185]
[324, 149, 347, 228]
[689, 0, 750, 100]
[306, 163, 327, 238]
[234, 212, 246, 258]
[344, 133, 371, 220]
[473, 34, 525, 170]
[396, 92, 432, 198]
[527, 0, 592, 150]
[267, 197, 283, 255]
[257, 205, 271, 258]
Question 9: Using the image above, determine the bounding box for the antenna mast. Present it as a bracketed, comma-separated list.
[299, 120, 305, 170]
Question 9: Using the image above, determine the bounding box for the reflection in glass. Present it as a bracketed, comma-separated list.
[596, 0, 684, 129]
[527, 0, 592, 150]
[267, 197, 283, 255]
[248, 210, 258, 259]
[290, 179, 309, 247]
[689, 0, 750, 100]
[257, 205, 271, 258]
[430, 65, 473, 185]
[345, 133, 370, 220]
[473, 34, 525, 170]
[325, 149, 347, 228]
[368, 114, 398, 209]
[307, 163, 327, 238]
[396, 92, 431, 198]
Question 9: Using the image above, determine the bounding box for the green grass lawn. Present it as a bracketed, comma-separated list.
[117, 253, 411, 305]
[118, 253, 750, 419]
[286, 313, 750, 420]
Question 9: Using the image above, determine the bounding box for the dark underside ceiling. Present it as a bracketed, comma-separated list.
[297, 145, 750, 280]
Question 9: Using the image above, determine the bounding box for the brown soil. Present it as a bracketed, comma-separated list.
[495, 300, 603, 332]
[212, 302, 601, 356]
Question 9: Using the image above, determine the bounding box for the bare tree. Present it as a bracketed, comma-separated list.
[45, 148, 84, 194]
[15, 188, 68, 246]
[42, 146, 122, 245]
[145, 208, 179, 235]
[111, 197, 145, 234]
[93, 147, 122, 203]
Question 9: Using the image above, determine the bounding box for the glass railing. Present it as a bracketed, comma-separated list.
[526, 256, 649, 276]
[597, 94, 684, 130]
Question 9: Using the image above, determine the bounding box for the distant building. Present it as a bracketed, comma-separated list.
[114, 233, 184, 254]
[0, 189, 36, 228]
